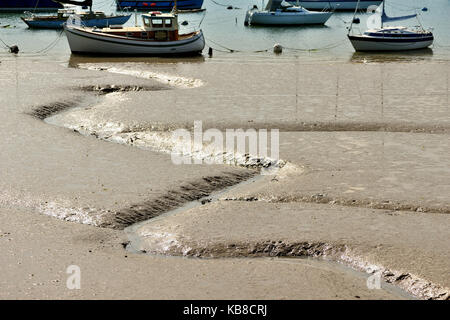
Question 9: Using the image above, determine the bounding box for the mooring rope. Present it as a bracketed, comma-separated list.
[0, 29, 65, 55]
[205, 37, 348, 54]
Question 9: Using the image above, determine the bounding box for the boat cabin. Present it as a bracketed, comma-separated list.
[96, 11, 180, 41]
[141, 12, 179, 40]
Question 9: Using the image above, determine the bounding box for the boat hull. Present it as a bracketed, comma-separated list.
[64, 25, 205, 55]
[348, 35, 434, 51]
[0, 0, 63, 12]
[246, 11, 332, 25]
[116, 0, 203, 10]
[295, 0, 382, 10]
[22, 15, 131, 29]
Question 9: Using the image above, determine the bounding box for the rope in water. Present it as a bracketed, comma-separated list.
[205, 37, 348, 54]
[0, 29, 64, 55]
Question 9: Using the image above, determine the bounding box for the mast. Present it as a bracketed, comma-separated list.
[381, 0, 385, 28]
[348, 0, 361, 34]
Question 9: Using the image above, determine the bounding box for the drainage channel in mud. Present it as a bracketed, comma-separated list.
[123, 180, 416, 301]
[123, 191, 419, 300]
[124, 174, 265, 254]
[31, 80, 448, 300]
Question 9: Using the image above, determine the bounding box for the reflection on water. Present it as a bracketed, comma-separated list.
[350, 48, 434, 63]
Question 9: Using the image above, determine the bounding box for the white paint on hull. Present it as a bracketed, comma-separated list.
[64, 26, 205, 55]
[349, 38, 434, 51]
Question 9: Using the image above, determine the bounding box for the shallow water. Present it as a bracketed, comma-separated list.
[1, 0, 450, 62]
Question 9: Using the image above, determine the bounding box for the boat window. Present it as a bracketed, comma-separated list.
[164, 19, 172, 27]
[142, 32, 148, 37]
[152, 19, 163, 28]
[143, 16, 151, 27]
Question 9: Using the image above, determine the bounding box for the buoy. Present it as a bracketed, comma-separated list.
[273, 43, 282, 54]
[227, 5, 233, 10]
[352, 17, 360, 24]
[9, 45, 19, 54]
[422, 7, 428, 12]
[208, 47, 213, 58]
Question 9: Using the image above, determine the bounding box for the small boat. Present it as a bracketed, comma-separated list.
[245, 0, 333, 26]
[115, 0, 203, 11]
[63, 10, 205, 55]
[293, 0, 382, 10]
[0, 0, 63, 12]
[347, 1, 434, 51]
[21, 1, 131, 29]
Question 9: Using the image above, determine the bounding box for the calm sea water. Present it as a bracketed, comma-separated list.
[1, 0, 450, 61]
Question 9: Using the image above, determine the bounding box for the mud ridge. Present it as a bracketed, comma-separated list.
[29, 100, 80, 120]
[101, 171, 257, 229]
[224, 194, 450, 214]
[134, 236, 449, 300]
[169, 122, 450, 134]
[79, 84, 167, 94]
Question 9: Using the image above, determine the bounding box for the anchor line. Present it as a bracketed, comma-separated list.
[31, 30, 65, 54]
[205, 37, 269, 53]
[205, 36, 347, 54]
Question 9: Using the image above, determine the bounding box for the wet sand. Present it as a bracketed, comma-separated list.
[0, 54, 448, 299]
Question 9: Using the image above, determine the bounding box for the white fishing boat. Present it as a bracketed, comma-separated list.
[347, 0, 433, 51]
[244, 0, 333, 26]
[63, 10, 204, 55]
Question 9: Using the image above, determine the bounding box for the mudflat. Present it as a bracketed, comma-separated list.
[0, 55, 448, 299]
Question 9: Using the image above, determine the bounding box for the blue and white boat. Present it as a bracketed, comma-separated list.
[21, 1, 131, 29]
[347, 0, 434, 51]
[21, 7, 131, 29]
[116, 0, 204, 11]
[0, 0, 63, 12]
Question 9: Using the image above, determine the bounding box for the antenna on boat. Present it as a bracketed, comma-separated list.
[173, 0, 178, 14]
